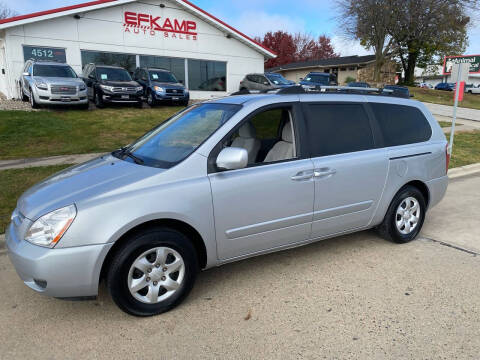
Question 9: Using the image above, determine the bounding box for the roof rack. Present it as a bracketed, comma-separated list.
[230, 85, 409, 99]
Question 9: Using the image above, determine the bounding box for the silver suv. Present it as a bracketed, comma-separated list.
[21, 60, 88, 109]
[6, 87, 449, 316]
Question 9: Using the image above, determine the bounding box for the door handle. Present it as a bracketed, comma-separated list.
[314, 168, 336, 178]
[291, 170, 314, 181]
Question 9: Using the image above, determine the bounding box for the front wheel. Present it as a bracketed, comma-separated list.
[94, 91, 104, 108]
[377, 185, 426, 243]
[147, 92, 155, 106]
[29, 89, 39, 109]
[107, 227, 198, 316]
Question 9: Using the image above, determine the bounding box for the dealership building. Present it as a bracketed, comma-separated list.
[0, 0, 276, 100]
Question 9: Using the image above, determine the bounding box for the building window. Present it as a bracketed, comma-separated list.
[81, 50, 136, 73]
[139, 56, 185, 85]
[23, 45, 66, 63]
[188, 59, 226, 91]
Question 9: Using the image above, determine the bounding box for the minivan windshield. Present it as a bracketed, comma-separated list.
[149, 71, 178, 83]
[266, 73, 290, 85]
[304, 74, 329, 85]
[33, 65, 77, 78]
[97, 67, 132, 81]
[116, 103, 241, 168]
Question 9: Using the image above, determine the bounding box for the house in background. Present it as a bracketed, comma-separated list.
[267, 55, 397, 86]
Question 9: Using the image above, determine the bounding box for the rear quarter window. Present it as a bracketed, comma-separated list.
[371, 103, 432, 146]
[305, 103, 375, 157]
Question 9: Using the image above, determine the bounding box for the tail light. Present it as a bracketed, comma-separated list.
[445, 143, 450, 174]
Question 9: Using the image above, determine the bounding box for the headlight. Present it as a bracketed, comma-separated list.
[154, 86, 165, 93]
[79, 84, 86, 91]
[25, 205, 76, 248]
[36, 82, 48, 90]
[100, 84, 115, 92]
[136, 86, 143, 92]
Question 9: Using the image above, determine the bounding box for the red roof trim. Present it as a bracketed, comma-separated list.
[0, 0, 118, 24]
[0, 0, 276, 57]
[178, 0, 276, 56]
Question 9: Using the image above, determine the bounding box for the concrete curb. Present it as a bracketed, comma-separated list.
[0, 153, 105, 171]
[448, 163, 480, 179]
[423, 102, 480, 123]
[0, 162, 479, 249]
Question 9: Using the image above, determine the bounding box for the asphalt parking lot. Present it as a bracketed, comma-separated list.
[0, 174, 479, 359]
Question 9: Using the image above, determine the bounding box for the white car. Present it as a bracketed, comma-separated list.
[419, 83, 433, 89]
[466, 84, 480, 94]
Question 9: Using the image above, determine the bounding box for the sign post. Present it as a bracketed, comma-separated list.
[448, 62, 470, 155]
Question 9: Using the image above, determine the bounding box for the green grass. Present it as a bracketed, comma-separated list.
[446, 130, 480, 168]
[0, 164, 72, 234]
[408, 87, 480, 110]
[437, 120, 464, 128]
[0, 107, 183, 160]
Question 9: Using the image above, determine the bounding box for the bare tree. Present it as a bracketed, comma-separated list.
[336, 0, 476, 84]
[0, 2, 17, 19]
[336, 0, 394, 82]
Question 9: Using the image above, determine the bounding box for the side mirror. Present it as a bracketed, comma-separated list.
[88, 74, 96, 80]
[22, 72, 30, 76]
[216, 147, 248, 171]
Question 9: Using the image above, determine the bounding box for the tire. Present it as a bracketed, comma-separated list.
[22, 90, 29, 102]
[29, 88, 39, 109]
[377, 185, 426, 244]
[107, 226, 198, 316]
[147, 92, 155, 107]
[94, 91, 104, 108]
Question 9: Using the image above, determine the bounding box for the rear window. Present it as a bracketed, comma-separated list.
[305, 103, 375, 157]
[370, 103, 432, 146]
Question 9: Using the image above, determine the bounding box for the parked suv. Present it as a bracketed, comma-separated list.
[299, 72, 338, 89]
[239, 72, 293, 91]
[82, 64, 143, 108]
[20, 60, 88, 109]
[133, 67, 189, 106]
[6, 87, 448, 316]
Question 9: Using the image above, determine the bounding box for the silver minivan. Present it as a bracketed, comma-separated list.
[6, 87, 449, 316]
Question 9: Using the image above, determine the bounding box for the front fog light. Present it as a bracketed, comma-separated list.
[25, 205, 77, 248]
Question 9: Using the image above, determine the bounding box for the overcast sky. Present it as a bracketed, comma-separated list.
[6, 0, 480, 56]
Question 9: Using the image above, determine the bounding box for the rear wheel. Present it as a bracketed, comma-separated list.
[377, 185, 426, 243]
[107, 227, 198, 316]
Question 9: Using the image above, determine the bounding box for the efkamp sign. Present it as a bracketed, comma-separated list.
[443, 55, 480, 75]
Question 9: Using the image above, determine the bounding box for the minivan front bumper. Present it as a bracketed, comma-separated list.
[6, 223, 112, 298]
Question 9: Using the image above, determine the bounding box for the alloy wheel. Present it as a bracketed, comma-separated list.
[127, 247, 185, 304]
[395, 197, 421, 235]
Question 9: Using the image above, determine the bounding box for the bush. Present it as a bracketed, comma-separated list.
[345, 76, 356, 84]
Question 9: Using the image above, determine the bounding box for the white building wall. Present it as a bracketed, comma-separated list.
[1, 0, 265, 99]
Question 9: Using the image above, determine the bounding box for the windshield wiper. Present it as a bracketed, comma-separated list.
[115, 146, 144, 165]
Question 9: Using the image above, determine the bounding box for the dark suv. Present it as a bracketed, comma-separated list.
[133, 67, 189, 106]
[299, 72, 337, 88]
[82, 64, 143, 107]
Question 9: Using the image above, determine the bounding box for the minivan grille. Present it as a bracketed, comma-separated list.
[50, 85, 77, 95]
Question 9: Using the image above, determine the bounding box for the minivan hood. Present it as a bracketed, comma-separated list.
[17, 155, 163, 220]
